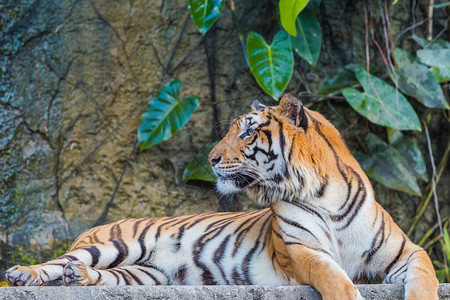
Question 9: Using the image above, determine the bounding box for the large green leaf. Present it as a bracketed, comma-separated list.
[138, 79, 201, 151]
[318, 65, 357, 95]
[291, 8, 321, 66]
[183, 142, 218, 183]
[395, 48, 448, 109]
[355, 134, 422, 196]
[390, 134, 428, 182]
[247, 31, 294, 101]
[188, 0, 224, 35]
[279, 0, 310, 36]
[343, 67, 421, 131]
[417, 49, 450, 68]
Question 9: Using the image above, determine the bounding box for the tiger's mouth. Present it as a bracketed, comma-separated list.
[227, 173, 256, 189]
[216, 172, 257, 194]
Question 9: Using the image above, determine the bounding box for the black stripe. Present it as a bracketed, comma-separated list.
[108, 239, 129, 268]
[132, 219, 148, 238]
[84, 246, 101, 267]
[60, 255, 78, 261]
[107, 224, 129, 268]
[109, 270, 121, 285]
[273, 211, 319, 243]
[41, 270, 50, 281]
[387, 249, 423, 282]
[114, 269, 131, 285]
[315, 177, 328, 197]
[232, 210, 270, 256]
[213, 235, 231, 285]
[123, 268, 143, 285]
[363, 213, 385, 264]
[385, 236, 406, 275]
[137, 266, 162, 285]
[137, 220, 155, 263]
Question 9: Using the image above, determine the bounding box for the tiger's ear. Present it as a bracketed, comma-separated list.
[251, 99, 267, 111]
[278, 93, 308, 131]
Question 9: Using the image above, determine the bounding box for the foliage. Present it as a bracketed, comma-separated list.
[50, 242, 71, 260]
[434, 227, 450, 283]
[183, 142, 218, 183]
[247, 31, 294, 101]
[355, 134, 423, 196]
[291, 7, 321, 66]
[395, 48, 448, 109]
[138, 79, 201, 151]
[11, 247, 36, 266]
[279, 0, 310, 36]
[188, 0, 224, 35]
[343, 67, 421, 131]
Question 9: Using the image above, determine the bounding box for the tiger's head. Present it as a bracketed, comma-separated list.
[209, 93, 361, 204]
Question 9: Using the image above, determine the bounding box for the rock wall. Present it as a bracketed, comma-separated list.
[0, 0, 448, 277]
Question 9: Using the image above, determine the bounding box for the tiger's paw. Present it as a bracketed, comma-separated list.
[62, 261, 91, 286]
[5, 265, 42, 286]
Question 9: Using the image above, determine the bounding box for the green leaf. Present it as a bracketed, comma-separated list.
[395, 48, 449, 109]
[435, 269, 447, 283]
[361, 134, 422, 196]
[411, 34, 428, 48]
[343, 67, 421, 131]
[247, 31, 294, 101]
[318, 65, 358, 95]
[417, 49, 450, 68]
[390, 134, 428, 182]
[431, 66, 450, 83]
[279, 0, 310, 36]
[138, 79, 201, 151]
[291, 8, 321, 66]
[188, 0, 224, 35]
[183, 142, 218, 183]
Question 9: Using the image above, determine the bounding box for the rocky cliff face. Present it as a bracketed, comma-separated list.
[1, 0, 448, 276]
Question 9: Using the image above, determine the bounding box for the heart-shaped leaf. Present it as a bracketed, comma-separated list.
[138, 79, 201, 151]
[291, 8, 321, 66]
[279, 0, 310, 36]
[395, 48, 449, 109]
[343, 67, 421, 131]
[188, 0, 224, 35]
[355, 134, 422, 196]
[247, 30, 294, 101]
[183, 142, 218, 183]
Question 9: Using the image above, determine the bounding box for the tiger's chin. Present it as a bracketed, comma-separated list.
[216, 174, 256, 195]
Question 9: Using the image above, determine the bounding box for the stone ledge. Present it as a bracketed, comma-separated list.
[0, 284, 449, 300]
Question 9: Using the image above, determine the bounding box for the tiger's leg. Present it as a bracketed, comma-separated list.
[62, 262, 169, 286]
[286, 245, 362, 300]
[383, 242, 439, 300]
[6, 243, 136, 286]
[6, 256, 72, 286]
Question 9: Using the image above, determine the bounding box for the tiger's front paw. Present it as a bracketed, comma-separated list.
[5, 265, 42, 286]
[63, 261, 91, 286]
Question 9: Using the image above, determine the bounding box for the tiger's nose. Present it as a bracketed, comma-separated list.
[208, 155, 222, 166]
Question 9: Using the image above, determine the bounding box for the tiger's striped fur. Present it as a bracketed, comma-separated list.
[5, 94, 438, 300]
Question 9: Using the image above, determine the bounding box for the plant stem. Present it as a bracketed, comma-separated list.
[408, 136, 450, 236]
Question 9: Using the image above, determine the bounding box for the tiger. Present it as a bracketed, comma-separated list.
[5, 94, 438, 300]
